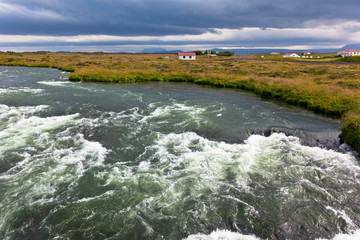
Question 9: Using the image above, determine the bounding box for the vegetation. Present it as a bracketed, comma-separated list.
[337, 56, 360, 62]
[0, 51, 359, 153]
[255, 52, 339, 61]
[193, 50, 203, 55]
[217, 51, 235, 56]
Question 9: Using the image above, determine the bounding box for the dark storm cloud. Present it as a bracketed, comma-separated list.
[1, 0, 359, 36]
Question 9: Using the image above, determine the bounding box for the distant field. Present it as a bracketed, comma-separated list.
[251, 52, 339, 61]
[0, 51, 359, 152]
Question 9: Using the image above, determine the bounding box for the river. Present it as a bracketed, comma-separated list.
[0, 66, 359, 239]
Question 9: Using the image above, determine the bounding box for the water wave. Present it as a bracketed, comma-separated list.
[37, 81, 73, 87]
[184, 229, 261, 240]
[317, 229, 360, 240]
[185, 228, 360, 240]
[0, 87, 44, 94]
[0, 104, 108, 236]
[94, 131, 359, 239]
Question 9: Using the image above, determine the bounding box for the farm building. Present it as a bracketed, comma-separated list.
[283, 53, 300, 58]
[177, 52, 196, 60]
[337, 49, 360, 57]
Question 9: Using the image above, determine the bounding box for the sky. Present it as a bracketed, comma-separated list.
[0, 0, 360, 52]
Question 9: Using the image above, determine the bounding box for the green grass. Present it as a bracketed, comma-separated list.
[341, 116, 360, 152]
[337, 56, 360, 62]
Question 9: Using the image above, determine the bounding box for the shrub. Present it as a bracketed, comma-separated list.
[217, 51, 235, 56]
[341, 116, 360, 152]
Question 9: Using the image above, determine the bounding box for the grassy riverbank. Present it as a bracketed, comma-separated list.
[1, 52, 360, 152]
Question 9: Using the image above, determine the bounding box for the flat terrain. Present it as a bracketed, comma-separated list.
[0, 52, 359, 152]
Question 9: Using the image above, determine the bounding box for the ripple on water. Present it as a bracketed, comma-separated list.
[0, 87, 44, 95]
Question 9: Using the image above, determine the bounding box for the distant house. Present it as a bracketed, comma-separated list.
[303, 51, 311, 55]
[270, 52, 280, 55]
[337, 49, 360, 57]
[177, 52, 196, 60]
[283, 53, 300, 58]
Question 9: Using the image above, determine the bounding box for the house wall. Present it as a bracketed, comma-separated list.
[337, 50, 360, 57]
[283, 54, 300, 58]
[338, 50, 350, 57]
[178, 55, 196, 60]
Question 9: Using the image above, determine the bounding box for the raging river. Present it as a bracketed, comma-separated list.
[0, 66, 360, 240]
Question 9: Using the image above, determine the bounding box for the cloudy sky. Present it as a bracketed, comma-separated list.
[0, 0, 360, 52]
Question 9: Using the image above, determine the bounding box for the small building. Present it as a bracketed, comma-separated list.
[337, 49, 360, 57]
[283, 53, 300, 58]
[303, 51, 311, 55]
[270, 52, 280, 55]
[177, 52, 196, 60]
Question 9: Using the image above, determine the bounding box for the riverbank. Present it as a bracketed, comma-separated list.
[0, 52, 359, 152]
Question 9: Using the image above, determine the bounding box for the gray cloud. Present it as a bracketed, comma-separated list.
[1, 0, 360, 36]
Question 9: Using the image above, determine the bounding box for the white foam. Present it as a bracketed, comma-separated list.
[75, 190, 115, 203]
[139, 103, 206, 124]
[325, 206, 355, 228]
[0, 113, 79, 153]
[138, 161, 151, 170]
[317, 229, 360, 240]
[0, 87, 44, 94]
[184, 229, 261, 240]
[37, 81, 71, 86]
[101, 132, 360, 221]
[0, 107, 108, 232]
[0, 104, 48, 117]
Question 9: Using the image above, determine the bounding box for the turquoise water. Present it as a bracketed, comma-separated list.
[0, 66, 359, 240]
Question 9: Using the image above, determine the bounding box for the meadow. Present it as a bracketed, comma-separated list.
[0, 51, 359, 152]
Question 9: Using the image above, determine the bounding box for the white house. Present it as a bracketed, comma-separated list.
[337, 49, 360, 57]
[283, 53, 300, 58]
[177, 52, 196, 60]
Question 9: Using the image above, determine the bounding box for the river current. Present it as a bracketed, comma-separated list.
[0, 66, 359, 240]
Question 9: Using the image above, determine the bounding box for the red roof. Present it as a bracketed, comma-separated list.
[177, 52, 196, 56]
[342, 49, 360, 52]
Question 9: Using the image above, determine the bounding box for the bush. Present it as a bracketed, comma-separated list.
[193, 51, 203, 55]
[340, 116, 360, 152]
[217, 51, 235, 56]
